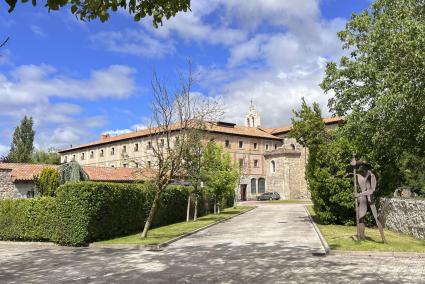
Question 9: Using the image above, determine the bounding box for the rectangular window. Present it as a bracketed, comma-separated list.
[123, 163, 127, 168]
[134, 143, 139, 152]
[265, 144, 269, 151]
[159, 139, 165, 147]
[274, 144, 278, 150]
[64, 156, 68, 163]
[253, 142, 258, 150]
[239, 158, 244, 168]
[122, 145, 127, 153]
[147, 161, 152, 168]
[147, 141, 152, 149]
[239, 141, 243, 149]
[90, 151, 94, 159]
[254, 159, 259, 168]
[72, 155, 76, 161]
[225, 140, 230, 148]
[175, 137, 180, 146]
[111, 147, 115, 155]
[100, 149, 104, 157]
[81, 153, 85, 160]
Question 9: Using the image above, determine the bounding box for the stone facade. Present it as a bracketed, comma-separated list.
[379, 197, 425, 240]
[59, 105, 341, 201]
[0, 169, 35, 199]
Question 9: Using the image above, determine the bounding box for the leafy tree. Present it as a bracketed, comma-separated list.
[321, 0, 425, 192]
[6, 0, 190, 27]
[201, 141, 239, 214]
[58, 161, 89, 184]
[290, 100, 356, 224]
[32, 148, 61, 165]
[34, 167, 60, 197]
[7, 116, 35, 163]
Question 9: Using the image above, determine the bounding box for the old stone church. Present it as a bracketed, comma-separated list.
[59, 105, 342, 200]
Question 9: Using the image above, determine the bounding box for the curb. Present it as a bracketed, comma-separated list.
[90, 206, 257, 250]
[0, 241, 58, 247]
[304, 205, 330, 256]
[329, 250, 425, 258]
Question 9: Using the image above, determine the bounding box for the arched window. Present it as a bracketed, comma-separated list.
[291, 144, 296, 150]
[271, 160, 276, 173]
[251, 178, 257, 194]
[252, 117, 255, 127]
[258, 178, 265, 193]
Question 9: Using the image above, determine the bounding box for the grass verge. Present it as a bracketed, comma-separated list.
[95, 206, 255, 245]
[307, 205, 425, 252]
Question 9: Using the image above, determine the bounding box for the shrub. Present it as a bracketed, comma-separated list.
[34, 167, 60, 197]
[0, 197, 56, 241]
[53, 182, 192, 246]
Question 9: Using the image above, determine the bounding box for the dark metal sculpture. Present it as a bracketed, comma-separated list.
[349, 155, 387, 243]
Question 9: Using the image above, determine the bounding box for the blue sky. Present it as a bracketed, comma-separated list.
[0, 0, 371, 155]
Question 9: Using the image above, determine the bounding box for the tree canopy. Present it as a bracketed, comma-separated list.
[5, 0, 190, 26]
[320, 0, 425, 193]
[7, 116, 35, 163]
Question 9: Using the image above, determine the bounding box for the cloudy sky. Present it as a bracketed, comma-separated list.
[0, 0, 370, 155]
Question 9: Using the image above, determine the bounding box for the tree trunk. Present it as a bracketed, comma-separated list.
[218, 202, 220, 214]
[214, 198, 217, 214]
[141, 189, 161, 238]
[186, 194, 191, 222]
[233, 190, 237, 209]
[194, 197, 198, 221]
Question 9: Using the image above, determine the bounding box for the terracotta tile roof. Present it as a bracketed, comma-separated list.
[265, 116, 345, 135]
[59, 121, 281, 153]
[0, 163, 154, 183]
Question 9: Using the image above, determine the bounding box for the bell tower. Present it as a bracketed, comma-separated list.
[245, 100, 261, 128]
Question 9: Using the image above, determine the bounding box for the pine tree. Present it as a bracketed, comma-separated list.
[7, 116, 35, 163]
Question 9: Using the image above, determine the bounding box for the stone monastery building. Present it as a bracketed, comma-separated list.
[58, 105, 342, 201]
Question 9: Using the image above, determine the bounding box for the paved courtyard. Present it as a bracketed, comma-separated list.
[1, 203, 425, 283]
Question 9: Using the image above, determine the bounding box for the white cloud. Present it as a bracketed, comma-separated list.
[0, 144, 8, 156]
[30, 25, 46, 37]
[0, 64, 136, 108]
[90, 29, 175, 58]
[102, 129, 132, 136]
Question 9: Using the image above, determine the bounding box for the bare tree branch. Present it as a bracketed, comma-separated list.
[0, 37, 10, 49]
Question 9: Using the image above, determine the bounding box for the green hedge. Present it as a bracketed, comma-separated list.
[0, 182, 234, 246]
[53, 182, 191, 246]
[0, 197, 56, 241]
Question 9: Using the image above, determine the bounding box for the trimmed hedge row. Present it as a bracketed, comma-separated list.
[0, 197, 56, 241]
[0, 182, 235, 246]
[54, 182, 190, 246]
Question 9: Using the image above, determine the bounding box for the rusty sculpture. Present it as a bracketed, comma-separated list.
[349, 155, 387, 243]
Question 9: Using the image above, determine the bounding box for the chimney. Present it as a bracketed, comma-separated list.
[101, 133, 110, 141]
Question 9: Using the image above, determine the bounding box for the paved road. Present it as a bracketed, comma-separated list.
[1, 203, 425, 283]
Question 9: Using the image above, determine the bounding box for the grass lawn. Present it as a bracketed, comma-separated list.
[307, 205, 425, 252]
[96, 206, 255, 246]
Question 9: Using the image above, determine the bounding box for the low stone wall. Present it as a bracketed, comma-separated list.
[379, 197, 425, 240]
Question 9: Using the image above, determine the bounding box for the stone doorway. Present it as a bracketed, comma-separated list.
[240, 184, 247, 201]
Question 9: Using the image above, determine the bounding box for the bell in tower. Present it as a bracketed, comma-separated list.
[245, 100, 261, 128]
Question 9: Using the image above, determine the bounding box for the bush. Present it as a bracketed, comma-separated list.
[34, 167, 60, 197]
[0, 197, 56, 241]
[53, 182, 192, 246]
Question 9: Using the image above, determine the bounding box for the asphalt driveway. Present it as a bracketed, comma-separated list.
[0, 203, 424, 283]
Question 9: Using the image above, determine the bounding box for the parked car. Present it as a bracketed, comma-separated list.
[257, 192, 280, 201]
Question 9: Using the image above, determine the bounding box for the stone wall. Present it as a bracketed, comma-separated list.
[379, 197, 425, 240]
[0, 169, 20, 199]
[0, 169, 34, 199]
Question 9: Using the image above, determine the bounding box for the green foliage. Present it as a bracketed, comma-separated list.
[53, 182, 191, 246]
[34, 167, 60, 197]
[201, 142, 239, 206]
[6, 0, 190, 27]
[58, 161, 90, 184]
[321, 0, 425, 193]
[0, 197, 56, 241]
[399, 153, 425, 195]
[7, 116, 35, 163]
[32, 149, 61, 165]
